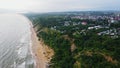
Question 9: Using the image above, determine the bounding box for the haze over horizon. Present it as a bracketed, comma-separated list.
[0, 0, 120, 13]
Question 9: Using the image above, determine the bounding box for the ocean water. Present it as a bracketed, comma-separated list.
[0, 14, 34, 68]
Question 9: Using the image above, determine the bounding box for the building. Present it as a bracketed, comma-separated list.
[64, 21, 70, 26]
[81, 22, 87, 25]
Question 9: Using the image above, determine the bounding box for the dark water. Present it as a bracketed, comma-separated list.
[0, 14, 34, 68]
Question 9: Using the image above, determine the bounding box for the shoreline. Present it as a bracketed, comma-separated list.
[29, 22, 47, 68]
[26, 16, 54, 68]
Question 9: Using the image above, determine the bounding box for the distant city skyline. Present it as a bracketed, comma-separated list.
[0, 0, 120, 13]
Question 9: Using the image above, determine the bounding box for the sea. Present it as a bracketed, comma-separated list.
[0, 13, 35, 68]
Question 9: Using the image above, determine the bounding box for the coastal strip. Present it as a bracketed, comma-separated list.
[29, 21, 47, 68]
[25, 15, 54, 68]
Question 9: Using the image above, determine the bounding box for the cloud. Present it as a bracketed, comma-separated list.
[0, 0, 120, 12]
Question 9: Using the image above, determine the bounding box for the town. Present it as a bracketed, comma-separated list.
[27, 11, 120, 38]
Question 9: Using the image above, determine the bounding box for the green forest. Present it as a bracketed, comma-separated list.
[25, 12, 120, 68]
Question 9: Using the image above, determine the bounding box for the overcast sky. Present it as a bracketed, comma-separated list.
[0, 0, 120, 13]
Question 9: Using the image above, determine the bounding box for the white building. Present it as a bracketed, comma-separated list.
[64, 21, 70, 26]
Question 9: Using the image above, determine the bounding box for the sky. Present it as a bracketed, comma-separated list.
[0, 0, 120, 13]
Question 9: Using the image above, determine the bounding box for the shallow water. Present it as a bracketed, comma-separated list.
[0, 14, 34, 68]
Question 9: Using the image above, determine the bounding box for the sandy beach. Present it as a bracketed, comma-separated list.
[31, 27, 46, 68]
[29, 21, 54, 68]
